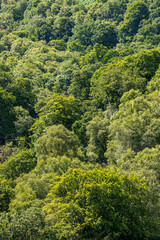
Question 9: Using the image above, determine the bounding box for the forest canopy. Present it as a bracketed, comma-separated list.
[0, 0, 160, 239]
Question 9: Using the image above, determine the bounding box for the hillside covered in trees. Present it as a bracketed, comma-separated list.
[0, 0, 160, 239]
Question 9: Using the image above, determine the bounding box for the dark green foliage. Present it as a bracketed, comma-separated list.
[36, 23, 53, 42]
[92, 21, 118, 47]
[119, 0, 149, 41]
[52, 59, 79, 94]
[13, 0, 28, 21]
[0, 88, 16, 144]
[72, 115, 90, 147]
[53, 16, 74, 41]
[71, 20, 117, 47]
[68, 64, 98, 100]
[11, 78, 36, 114]
[0, 178, 13, 212]
[0, 61, 12, 89]
[71, 20, 94, 46]
[86, 116, 109, 164]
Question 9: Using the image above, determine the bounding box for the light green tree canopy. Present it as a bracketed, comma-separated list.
[44, 167, 153, 240]
[35, 124, 83, 161]
[106, 90, 160, 163]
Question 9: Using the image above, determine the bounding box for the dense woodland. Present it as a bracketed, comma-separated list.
[0, 0, 160, 239]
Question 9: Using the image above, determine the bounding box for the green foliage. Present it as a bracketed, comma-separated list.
[44, 167, 153, 240]
[0, 207, 45, 240]
[0, 149, 36, 180]
[86, 116, 109, 164]
[0, 61, 12, 89]
[79, 43, 108, 66]
[0, 87, 16, 144]
[119, 0, 149, 41]
[103, 48, 119, 63]
[9, 183, 40, 213]
[79, 0, 96, 5]
[92, 21, 118, 48]
[36, 23, 53, 43]
[72, 114, 91, 147]
[67, 41, 85, 52]
[34, 155, 94, 177]
[52, 15, 74, 42]
[117, 146, 160, 237]
[68, 44, 108, 100]
[32, 94, 82, 139]
[11, 77, 36, 113]
[8, 155, 94, 215]
[106, 90, 160, 163]
[91, 49, 160, 109]
[0, 143, 18, 164]
[117, 146, 160, 195]
[147, 64, 160, 93]
[97, 0, 127, 23]
[68, 64, 98, 100]
[132, 22, 160, 49]
[14, 106, 33, 138]
[0, 178, 13, 212]
[10, 37, 34, 56]
[35, 124, 82, 160]
[0, 0, 159, 238]
[71, 19, 94, 46]
[51, 58, 79, 94]
[48, 39, 67, 51]
[13, 30, 36, 41]
[71, 20, 117, 47]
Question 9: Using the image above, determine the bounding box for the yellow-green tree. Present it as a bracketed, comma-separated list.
[44, 167, 154, 240]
